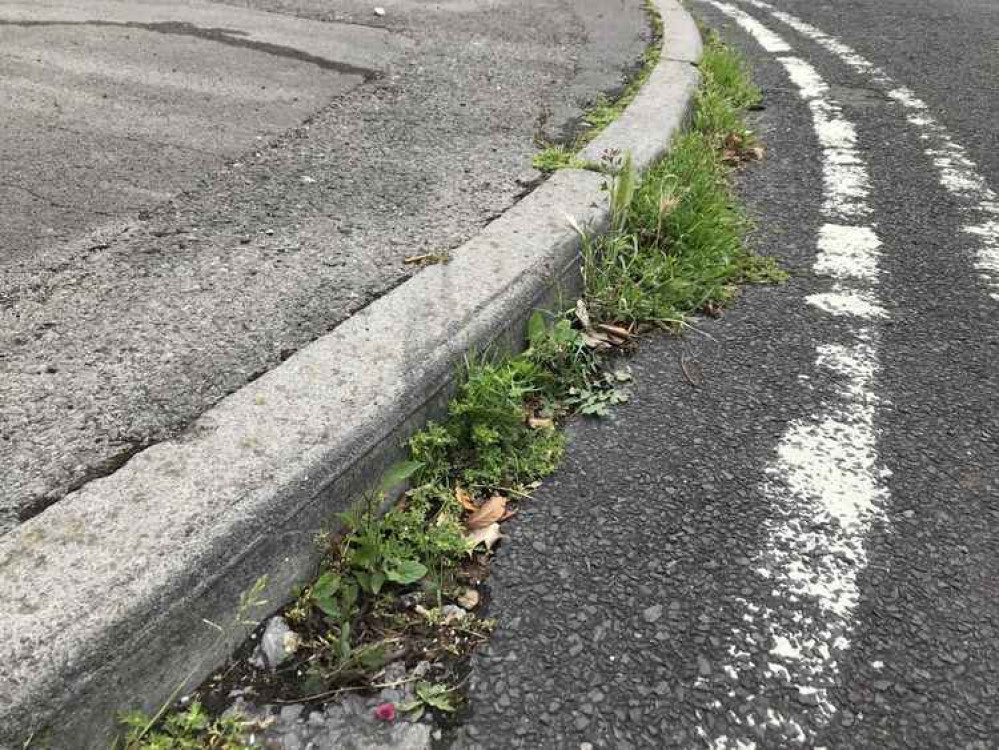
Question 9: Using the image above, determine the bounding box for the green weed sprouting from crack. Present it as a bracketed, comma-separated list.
[532, 145, 589, 173]
[533, 0, 664, 173]
[117, 703, 260, 750]
[582, 31, 784, 327]
[112, 576, 270, 750]
[113, 30, 783, 747]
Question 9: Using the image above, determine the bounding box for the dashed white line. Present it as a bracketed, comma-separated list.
[736, 0, 999, 300]
[698, 3, 892, 746]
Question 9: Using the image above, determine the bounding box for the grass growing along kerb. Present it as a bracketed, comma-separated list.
[694, 31, 763, 145]
[582, 31, 783, 327]
[533, 0, 664, 172]
[114, 31, 779, 750]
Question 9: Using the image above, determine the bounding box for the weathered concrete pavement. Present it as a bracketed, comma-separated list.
[448, 1, 999, 747]
[0, 0, 648, 535]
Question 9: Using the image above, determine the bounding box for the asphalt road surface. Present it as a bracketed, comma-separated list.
[0, 0, 649, 535]
[448, 1, 999, 748]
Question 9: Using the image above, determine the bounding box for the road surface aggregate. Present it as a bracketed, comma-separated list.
[445, 1, 999, 747]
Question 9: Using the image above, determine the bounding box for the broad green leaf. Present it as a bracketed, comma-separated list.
[314, 593, 340, 619]
[359, 644, 387, 670]
[313, 572, 341, 599]
[384, 558, 428, 585]
[352, 542, 380, 570]
[338, 622, 352, 661]
[354, 570, 373, 593]
[527, 311, 546, 346]
[416, 682, 456, 712]
[342, 582, 359, 611]
[379, 461, 424, 493]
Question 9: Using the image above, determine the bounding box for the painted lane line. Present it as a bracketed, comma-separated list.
[806, 290, 887, 319]
[736, 0, 999, 300]
[699, 3, 892, 746]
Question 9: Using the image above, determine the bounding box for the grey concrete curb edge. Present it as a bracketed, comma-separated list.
[0, 3, 701, 747]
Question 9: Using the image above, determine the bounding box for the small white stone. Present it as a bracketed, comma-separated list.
[373, 6, 386, 16]
[249, 617, 299, 670]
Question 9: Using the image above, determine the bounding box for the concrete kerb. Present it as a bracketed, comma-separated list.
[0, 2, 701, 747]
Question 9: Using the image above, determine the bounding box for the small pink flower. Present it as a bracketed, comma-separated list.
[374, 702, 396, 722]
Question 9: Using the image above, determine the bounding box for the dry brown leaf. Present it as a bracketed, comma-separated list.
[403, 253, 449, 265]
[455, 485, 478, 512]
[575, 298, 591, 330]
[528, 416, 554, 430]
[466, 495, 506, 530]
[582, 331, 612, 349]
[465, 522, 502, 551]
[596, 323, 633, 339]
[457, 589, 480, 610]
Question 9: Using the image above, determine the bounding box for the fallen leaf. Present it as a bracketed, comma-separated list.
[680, 350, 703, 387]
[581, 331, 612, 349]
[465, 523, 502, 551]
[575, 298, 592, 330]
[528, 416, 554, 429]
[455, 485, 478, 511]
[595, 323, 633, 340]
[457, 589, 480, 610]
[466, 496, 506, 530]
[612, 368, 633, 383]
[403, 253, 449, 265]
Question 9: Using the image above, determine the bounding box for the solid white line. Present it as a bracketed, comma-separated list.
[707, 1, 791, 53]
[737, 0, 999, 300]
[698, 3, 892, 747]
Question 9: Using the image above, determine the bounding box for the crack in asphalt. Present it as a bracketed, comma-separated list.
[0, 19, 380, 80]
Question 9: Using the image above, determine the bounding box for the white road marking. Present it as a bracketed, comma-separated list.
[805, 290, 887, 319]
[737, 0, 999, 300]
[698, 3, 892, 746]
[814, 224, 882, 280]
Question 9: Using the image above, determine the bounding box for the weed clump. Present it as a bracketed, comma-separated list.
[116, 29, 777, 750]
[582, 32, 782, 326]
[118, 702, 260, 750]
[533, 0, 663, 172]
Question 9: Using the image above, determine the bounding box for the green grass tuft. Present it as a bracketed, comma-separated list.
[113, 29, 782, 748]
[582, 31, 781, 325]
[532, 145, 588, 173]
[118, 702, 257, 750]
[533, 0, 664, 171]
[699, 30, 762, 111]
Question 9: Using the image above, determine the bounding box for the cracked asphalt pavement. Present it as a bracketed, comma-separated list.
[0, 0, 648, 535]
[447, 1, 999, 747]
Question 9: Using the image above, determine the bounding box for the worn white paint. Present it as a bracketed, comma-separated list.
[705, 0, 790, 52]
[806, 290, 887, 319]
[698, 4, 891, 747]
[814, 224, 882, 280]
[737, 0, 999, 299]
